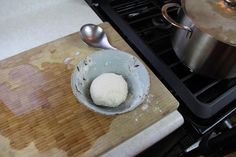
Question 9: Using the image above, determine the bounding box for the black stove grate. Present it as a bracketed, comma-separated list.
[92, 0, 236, 119]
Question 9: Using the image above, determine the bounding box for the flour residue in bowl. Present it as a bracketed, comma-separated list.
[128, 56, 140, 73]
[76, 56, 94, 87]
[104, 61, 110, 66]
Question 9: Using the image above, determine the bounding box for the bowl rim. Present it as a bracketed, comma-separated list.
[71, 49, 150, 115]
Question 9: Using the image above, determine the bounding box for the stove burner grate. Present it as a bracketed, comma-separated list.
[94, 0, 236, 119]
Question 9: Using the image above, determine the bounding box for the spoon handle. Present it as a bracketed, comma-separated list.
[107, 45, 117, 50]
[100, 36, 118, 50]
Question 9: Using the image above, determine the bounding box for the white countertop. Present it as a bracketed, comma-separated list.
[0, 0, 184, 156]
[0, 0, 102, 60]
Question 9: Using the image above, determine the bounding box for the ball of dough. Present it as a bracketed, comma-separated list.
[90, 73, 128, 107]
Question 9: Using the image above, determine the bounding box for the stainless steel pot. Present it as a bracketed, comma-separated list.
[162, 0, 236, 79]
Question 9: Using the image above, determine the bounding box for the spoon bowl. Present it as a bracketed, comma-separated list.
[80, 24, 117, 50]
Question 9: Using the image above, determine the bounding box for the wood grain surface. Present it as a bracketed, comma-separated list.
[0, 22, 179, 157]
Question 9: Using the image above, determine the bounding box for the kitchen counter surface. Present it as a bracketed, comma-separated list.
[0, 0, 102, 60]
[0, 1, 184, 156]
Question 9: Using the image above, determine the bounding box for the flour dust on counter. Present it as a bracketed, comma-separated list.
[141, 94, 154, 111]
[141, 93, 162, 113]
[75, 51, 81, 56]
[63, 50, 82, 70]
[63, 57, 74, 70]
[63, 57, 73, 65]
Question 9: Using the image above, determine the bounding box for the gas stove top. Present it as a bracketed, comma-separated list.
[88, 0, 236, 120]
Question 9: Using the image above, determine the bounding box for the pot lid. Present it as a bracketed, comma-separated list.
[183, 0, 236, 45]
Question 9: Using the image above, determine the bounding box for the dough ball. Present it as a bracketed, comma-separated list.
[90, 73, 128, 107]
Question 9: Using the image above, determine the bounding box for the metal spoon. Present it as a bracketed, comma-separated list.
[80, 24, 117, 50]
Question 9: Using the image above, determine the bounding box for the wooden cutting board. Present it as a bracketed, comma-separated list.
[0, 22, 179, 157]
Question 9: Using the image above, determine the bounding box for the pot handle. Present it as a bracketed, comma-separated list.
[162, 3, 192, 32]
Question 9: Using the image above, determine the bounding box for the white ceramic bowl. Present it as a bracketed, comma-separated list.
[71, 50, 150, 115]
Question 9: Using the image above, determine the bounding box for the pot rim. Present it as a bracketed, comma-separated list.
[180, 0, 236, 46]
